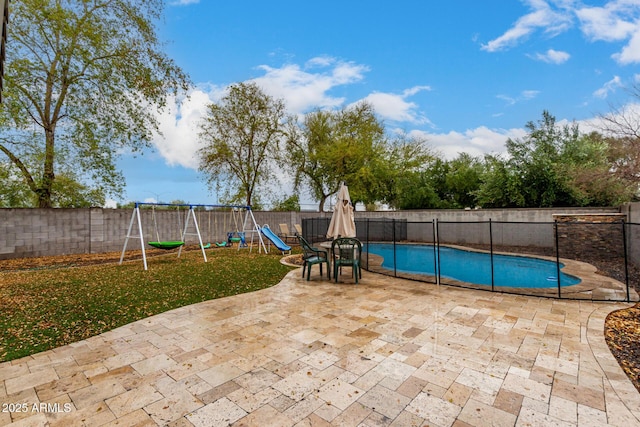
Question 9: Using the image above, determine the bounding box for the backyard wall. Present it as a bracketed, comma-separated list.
[0, 205, 628, 260]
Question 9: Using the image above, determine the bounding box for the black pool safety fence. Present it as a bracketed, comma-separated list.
[301, 218, 640, 302]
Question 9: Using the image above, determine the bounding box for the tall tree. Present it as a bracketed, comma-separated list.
[560, 131, 637, 206]
[372, 133, 435, 210]
[386, 153, 482, 210]
[0, 161, 34, 207]
[505, 110, 579, 207]
[283, 110, 333, 211]
[284, 102, 385, 211]
[271, 194, 300, 212]
[392, 170, 442, 210]
[474, 154, 525, 208]
[476, 111, 636, 208]
[475, 111, 580, 208]
[198, 82, 287, 207]
[444, 153, 484, 208]
[0, 0, 190, 208]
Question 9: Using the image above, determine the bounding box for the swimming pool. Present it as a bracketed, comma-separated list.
[364, 243, 581, 289]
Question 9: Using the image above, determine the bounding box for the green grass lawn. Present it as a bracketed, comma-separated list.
[0, 249, 298, 362]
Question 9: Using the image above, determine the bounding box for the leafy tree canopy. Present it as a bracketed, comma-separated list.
[0, 0, 190, 207]
[284, 102, 387, 211]
[271, 194, 300, 212]
[476, 111, 636, 208]
[198, 82, 287, 208]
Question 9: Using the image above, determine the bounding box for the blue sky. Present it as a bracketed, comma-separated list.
[115, 0, 640, 209]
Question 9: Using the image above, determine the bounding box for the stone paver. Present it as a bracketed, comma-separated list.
[1, 269, 639, 426]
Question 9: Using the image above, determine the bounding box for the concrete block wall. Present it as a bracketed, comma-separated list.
[406, 221, 435, 243]
[622, 202, 640, 224]
[0, 205, 633, 260]
[491, 221, 554, 248]
[0, 209, 91, 258]
[0, 207, 309, 259]
[354, 206, 620, 223]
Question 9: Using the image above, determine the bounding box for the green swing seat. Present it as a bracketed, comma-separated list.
[148, 241, 185, 250]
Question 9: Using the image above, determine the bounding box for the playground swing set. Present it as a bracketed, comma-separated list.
[223, 207, 247, 247]
[148, 204, 185, 250]
[195, 206, 246, 248]
[119, 202, 269, 270]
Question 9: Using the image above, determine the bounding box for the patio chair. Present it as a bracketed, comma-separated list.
[278, 223, 297, 243]
[297, 235, 331, 281]
[294, 224, 302, 235]
[331, 237, 362, 284]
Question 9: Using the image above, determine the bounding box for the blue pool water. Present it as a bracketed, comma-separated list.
[364, 243, 581, 288]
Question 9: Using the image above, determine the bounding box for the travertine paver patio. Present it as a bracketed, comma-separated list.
[1, 267, 640, 426]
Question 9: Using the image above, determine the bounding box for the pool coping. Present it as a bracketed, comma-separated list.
[362, 242, 639, 302]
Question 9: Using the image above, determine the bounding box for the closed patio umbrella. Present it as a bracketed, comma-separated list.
[326, 182, 356, 239]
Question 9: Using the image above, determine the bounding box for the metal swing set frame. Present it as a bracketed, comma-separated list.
[119, 202, 267, 270]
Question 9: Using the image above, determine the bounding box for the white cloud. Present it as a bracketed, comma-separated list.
[614, 29, 640, 64]
[252, 57, 369, 114]
[481, 0, 573, 52]
[407, 127, 527, 160]
[497, 94, 516, 106]
[576, 1, 640, 64]
[151, 87, 219, 169]
[253, 58, 432, 124]
[402, 86, 431, 97]
[396, 108, 637, 163]
[576, 2, 637, 42]
[150, 58, 434, 170]
[497, 90, 540, 105]
[530, 48, 571, 63]
[483, 1, 640, 64]
[358, 86, 432, 124]
[305, 56, 334, 68]
[593, 75, 622, 98]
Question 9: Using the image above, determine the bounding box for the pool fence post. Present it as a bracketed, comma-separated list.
[554, 220, 562, 298]
[432, 220, 438, 286]
[489, 218, 495, 292]
[392, 219, 397, 277]
[366, 218, 370, 270]
[435, 218, 441, 286]
[622, 220, 630, 302]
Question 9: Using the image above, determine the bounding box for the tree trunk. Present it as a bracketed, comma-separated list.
[245, 189, 252, 208]
[318, 195, 328, 212]
[38, 127, 56, 208]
